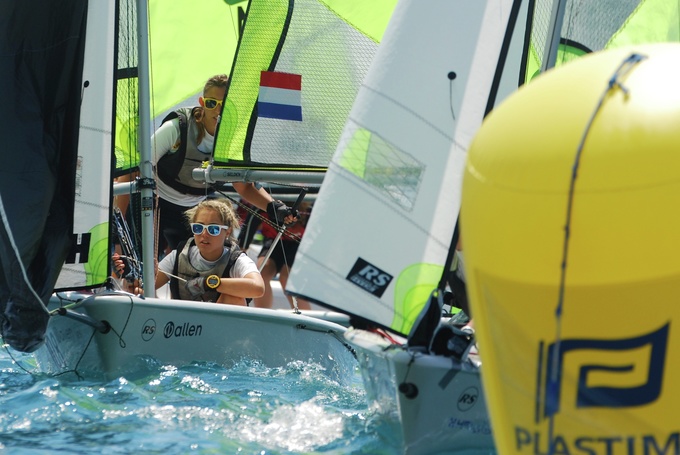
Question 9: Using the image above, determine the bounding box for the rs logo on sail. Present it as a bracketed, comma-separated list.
[535, 323, 669, 421]
[346, 257, 393, 297]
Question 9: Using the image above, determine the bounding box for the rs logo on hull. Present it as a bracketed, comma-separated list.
[141, 319, 156, 341]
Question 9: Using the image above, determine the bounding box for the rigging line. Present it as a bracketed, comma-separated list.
[397, 351, 418, 397]
[54, 327, 97, 380]
[257, 188, 307, 274]
[113, 207, 144, 285]
[144, 0, 156, 134]
[215, 189, 304, 243]
[0, 193, 48, 314]
[122, 0, 139, 172]
[105, 294, 136, 349]
[2, 305, 94, 380]
[547, 52, 646, 455]
[293, 325, 357, 359]
[108, 278, 142, 296]
[257, 186, 307, 310]
[154, 193, 160, 269]
[557, 0, 579, 67]
[2, 344, 36, 375]
[158, 269, 187, 283]
[227, 0, 244, 43]
[115, 255, 142, 266]
[329, 331, 358, 360]
[49, 301, 83, 316]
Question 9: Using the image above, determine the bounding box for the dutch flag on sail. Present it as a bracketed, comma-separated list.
[258, 71, 302, 121]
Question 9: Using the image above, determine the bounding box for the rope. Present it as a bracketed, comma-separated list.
[546, 52, 646, 454]
[215, 187, 305, 244]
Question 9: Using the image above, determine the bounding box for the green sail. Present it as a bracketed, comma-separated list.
[212, 0, 396, 168]
[115, 0, 247, 174]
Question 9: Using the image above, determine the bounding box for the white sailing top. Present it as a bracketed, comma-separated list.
[158, 245, 259, 279]
[151, 117, 214, 207]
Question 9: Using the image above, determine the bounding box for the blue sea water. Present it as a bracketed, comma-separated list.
[0, 347, 402, 454]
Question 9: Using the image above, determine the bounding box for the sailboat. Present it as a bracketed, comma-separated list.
[286, 0, 680, 452]
[0, 0, 392, 381]
[284, 0, 526, 453]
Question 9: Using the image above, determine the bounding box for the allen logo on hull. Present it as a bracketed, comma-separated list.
[163, 321, 203, 338]
[346, 257, 393, 297]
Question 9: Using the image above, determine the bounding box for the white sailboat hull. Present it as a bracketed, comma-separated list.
[345, 328, 494, 455]
[35, 293, 357, 383]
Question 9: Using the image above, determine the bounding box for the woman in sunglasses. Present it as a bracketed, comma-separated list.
[150, 74, 295, 259]
[154, 198, 264, 304]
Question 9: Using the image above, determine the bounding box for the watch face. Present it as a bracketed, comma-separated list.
[206, 275, 220, 289]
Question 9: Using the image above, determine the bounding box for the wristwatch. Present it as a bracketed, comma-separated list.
[205, 275, 221, 289]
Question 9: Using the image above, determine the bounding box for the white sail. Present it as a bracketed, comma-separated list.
[287, 0, 516, 335]
[55, 2, 116, 289]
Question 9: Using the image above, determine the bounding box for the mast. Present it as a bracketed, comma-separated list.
[136, 0, 156, 297]
[541, 0, 567, 72]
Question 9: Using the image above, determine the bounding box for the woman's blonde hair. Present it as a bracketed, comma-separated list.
[184, 198, 241, 245]
[193, 74, 229, 143]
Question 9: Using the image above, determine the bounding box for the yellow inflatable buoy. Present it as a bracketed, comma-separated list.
[462, 43, 680, 454]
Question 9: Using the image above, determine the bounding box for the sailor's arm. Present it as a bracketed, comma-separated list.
[204, 271, 265, 299]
